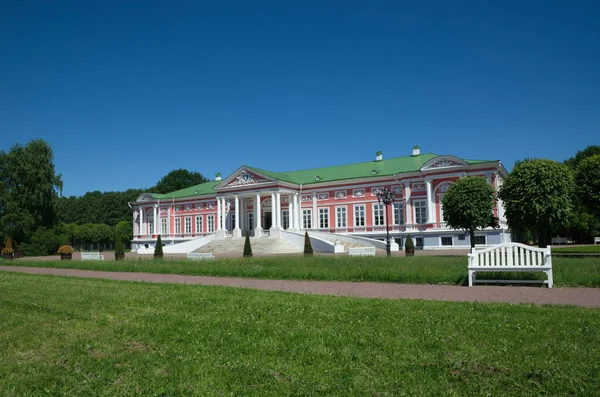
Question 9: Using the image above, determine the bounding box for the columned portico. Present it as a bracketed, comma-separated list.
[139, 208, 144, 235]
[233, 195, 241, 238]
[270, 190, 282, 238]
[216, 196, 226, 238]
[294, 193, 301, 230]
[153, 205, 158, 235]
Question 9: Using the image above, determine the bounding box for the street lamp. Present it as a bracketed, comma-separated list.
[376, 187, 396, 257]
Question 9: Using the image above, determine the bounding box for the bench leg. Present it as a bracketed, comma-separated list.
[468, 270, 475, 287]
[546, 269, 553, 289]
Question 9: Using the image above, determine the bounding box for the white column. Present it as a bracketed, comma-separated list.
[216, 197, 221, 231]
[139, 207, 144, 235]
[167, 206, 171, 237]
[233, 195, 241, 238]
[312, 192, 317, 229]
[270, 191, 277, 229]
[154, 205, 158, 235]
[294, 193, 300, 230]
[275, 191, 282, 229]
[255, 192, 262, 236]
[403, 182, 412, 228]
[426, 179, 434, 225]
[288, 194, 294, 230]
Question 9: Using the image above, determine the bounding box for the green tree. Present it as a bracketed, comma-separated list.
[499, 159, 574, 248]
[114, 233, 124, 259]
[152, 169, 209, 194]
[564, 145, 600, 170]
[115, 220, 133, 242]
[57, 223, 78, 246]
[243, 232, 253, 257]
[0, 139, 62, 244]
[304, 231, 313, 256]
[441, 177, 498, 250]
[575, 155, 600, 217]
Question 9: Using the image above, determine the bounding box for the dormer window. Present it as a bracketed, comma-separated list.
[315, 176, 321, 181]
[371, 170, 378, 175]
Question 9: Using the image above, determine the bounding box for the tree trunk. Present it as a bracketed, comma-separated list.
[538, 226, 548, 248]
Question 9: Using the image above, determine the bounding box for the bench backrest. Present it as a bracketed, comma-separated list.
[187, 252, 215, 260]
[468, 242, 551, 268]
[348, 246, 376, 256]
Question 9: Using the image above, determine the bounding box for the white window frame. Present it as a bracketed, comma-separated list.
[282, 210, 289, 230]
[336, 206, 347, 228]
[393, 202, 404, 225]
[318, 207, 329, 229]
[161, 218, 167, 235]
[303, 209, 312, 229]
[207, 215, 215, 233]
[441, 236, 453, 246]
[373, 203, 385, 226]
[473, 235, 487, 245]
[414, 200, 427, 224]
[195, 216, 202, 234]
[185, 217, 192, 234]
[354, 204, 365, 227]
[175, 218, 181, 234]
[248, 213, 254, 231]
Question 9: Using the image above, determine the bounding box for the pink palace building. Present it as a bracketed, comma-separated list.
[131, 146, 510, 253]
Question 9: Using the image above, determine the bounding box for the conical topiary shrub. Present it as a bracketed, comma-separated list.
[2, 236, 14, 259]
[304, 231, 313, 256]
[154, 235, 163, 258]
[405, 234, 415, 257]
[115, 233, 125, 261]
[243, 232, 253, 257]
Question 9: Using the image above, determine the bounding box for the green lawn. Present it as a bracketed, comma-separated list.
[0, 272, 599, 395]
[553, 245, 600, 254]
[4, 255, 600, 286]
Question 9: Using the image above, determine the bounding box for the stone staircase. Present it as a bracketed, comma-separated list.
[192, 237, 302, 256]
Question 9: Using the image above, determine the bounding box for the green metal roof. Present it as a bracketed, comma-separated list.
[151, 180, 219, 200]
[150, 153, 497, 199]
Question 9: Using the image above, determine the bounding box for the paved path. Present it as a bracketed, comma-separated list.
[2, 266, 600, 308]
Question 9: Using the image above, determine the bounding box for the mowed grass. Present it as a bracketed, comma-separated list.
[4, 255, 600, 286]
[553, 245, 600, 254]
[1, 272, 599, 395]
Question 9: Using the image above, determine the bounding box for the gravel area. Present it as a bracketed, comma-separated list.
[2, 265, 600, 308]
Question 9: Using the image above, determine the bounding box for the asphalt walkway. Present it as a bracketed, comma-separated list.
[2, 265, 600, 308]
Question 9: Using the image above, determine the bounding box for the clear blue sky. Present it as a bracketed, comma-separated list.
[1, 1, 598, 197]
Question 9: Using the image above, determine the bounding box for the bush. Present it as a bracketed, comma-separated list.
[154, 235, 163, 258]
[405, 234, 414, 256]
[2, 247, 14, 255]
[21, 227, 69, 256]
[115, 233, 124, 256]
[243, 232, 253, 257]
[5, 236, 13, 251]
[57, 245, 74, 255]
[304, 231, 313, 256]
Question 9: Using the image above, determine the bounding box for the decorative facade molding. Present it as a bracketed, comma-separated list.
[335, 190, 347, 199]
[436, 181, 453, 194]
[160, 206, 167, 213]
[420, 155, 468, 171]
[412, 183, 425, 192]
[317, 192, 329, 201]
[353, 189, 365, 198]
[301, 194, 312, 202]
[137, 193, 154, 202]
[392, 186, 403, 196]
[370, 187, 383, 196]
[225, 170, 270, 187]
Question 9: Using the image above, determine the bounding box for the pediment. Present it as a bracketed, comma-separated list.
[136, 193, 155, 202]
[216, 167, 275, 189]
[421, 156, 468, 171]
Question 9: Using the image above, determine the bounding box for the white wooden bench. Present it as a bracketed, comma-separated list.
[187, 252, 215, 260]
[551, 237, 568, 245]
[348, 246, 376, 256]
[595, 237, 600, 245]
[81, 252, 104, 261]
[468, 242, 553, 288]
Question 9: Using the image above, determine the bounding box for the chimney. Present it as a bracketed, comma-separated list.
[412, 146, 420, 156]
[215, 173, 222, 181]
[375, 151, 383, 161]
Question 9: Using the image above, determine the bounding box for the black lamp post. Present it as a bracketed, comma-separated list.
[376, 187, 396, 257]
